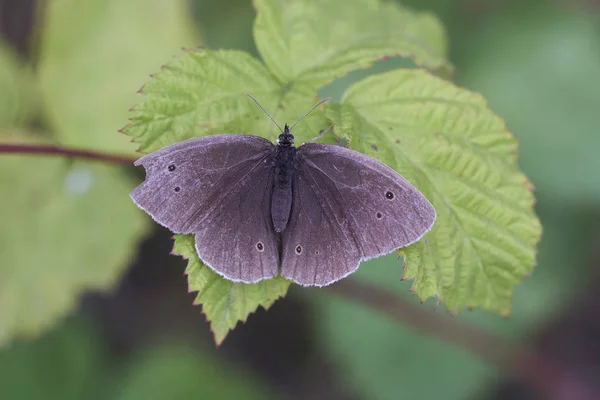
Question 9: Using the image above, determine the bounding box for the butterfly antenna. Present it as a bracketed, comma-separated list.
[246, 94, 284, 133]
[289, 97, 331, 131]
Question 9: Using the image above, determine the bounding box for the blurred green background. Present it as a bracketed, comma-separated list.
[1, 0, 599, 399]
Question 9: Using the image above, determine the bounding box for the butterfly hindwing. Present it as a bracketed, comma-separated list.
[193, 163, 280, 283]
[280, 166, 361, 286]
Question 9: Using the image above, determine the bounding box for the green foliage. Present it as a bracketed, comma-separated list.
[253, 0, 450, 87]
[0, 0, 196, 347]
[0, 153, 145, 346]
[125, 0, 540, 343]
[333, 70, 540, 313]
[126, 0, 457, 343]
[173, 235, 290, 345]
[127, 49, 286, 153]
[316, 3, 598, 399]
[38, 0, 198, 153]
[0, 0, 595, 398]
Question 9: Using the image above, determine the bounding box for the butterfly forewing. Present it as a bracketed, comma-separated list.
[130, 134, 280, 283]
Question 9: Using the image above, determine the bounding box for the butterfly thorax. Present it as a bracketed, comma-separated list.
[271, 124, 297, 233]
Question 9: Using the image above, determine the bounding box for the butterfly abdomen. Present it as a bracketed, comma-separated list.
[271, 145, 296, 232]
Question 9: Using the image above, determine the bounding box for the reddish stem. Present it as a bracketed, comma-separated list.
[0, 143, 137, 165]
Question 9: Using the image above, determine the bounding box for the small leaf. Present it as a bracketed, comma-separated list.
[329, 69, 541, 314]
[253, 0, 450, 88]
[37, 0, 199, 153]
[173, 235, 290, 345]
[0, 146, 147, 346]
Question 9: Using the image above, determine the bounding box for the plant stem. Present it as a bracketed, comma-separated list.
[326, 279, 598, 400]
[0, 143, 137, 165]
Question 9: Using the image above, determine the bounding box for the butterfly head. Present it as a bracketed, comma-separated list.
[245, 93, 330, 148]
[276, 124, 295, 147]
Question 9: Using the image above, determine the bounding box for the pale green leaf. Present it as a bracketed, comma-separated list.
[125, 49, 329, 153]
[330, 69, 541, 313]
[0, 41, 38, 128]
[254, 0, 450, 88]
[173, 235, 290, 345]
[124, 0, 534, 336]
[38, 0, 199, 154]
[0, 150, 147, 346]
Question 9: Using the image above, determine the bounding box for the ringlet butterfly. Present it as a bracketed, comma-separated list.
[130, 96, 436, 286]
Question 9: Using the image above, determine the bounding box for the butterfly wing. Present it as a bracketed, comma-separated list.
[279, 168, 361, 286]
[281, 143, 436, 286]
[131, 134, 280, 283]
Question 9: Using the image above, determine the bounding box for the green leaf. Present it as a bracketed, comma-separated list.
[253, 0, 450, 88]
[126, 49, 301, 153]
[37, 0, 199, 154]
[125, 0, 539, 337]
[125, 0, 536, 337]
[0, 41, 38, 128]
[329, 69, 540, 314]
[0, 150, 147, 346]
[173, 235, 290, 345]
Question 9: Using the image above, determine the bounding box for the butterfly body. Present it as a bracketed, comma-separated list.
[131, 129, 436, 286]
[271, 124, 297, 232]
